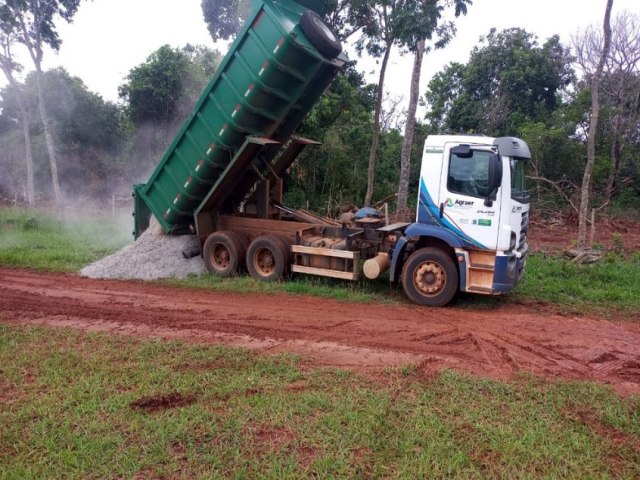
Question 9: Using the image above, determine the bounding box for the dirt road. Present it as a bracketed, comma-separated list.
[1, 268, 639, 394]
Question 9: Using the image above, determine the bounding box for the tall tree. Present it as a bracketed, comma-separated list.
[395, 0, 471, 214]
[0, 22, 34, 204]
[0, 0, 82, 204]
[360, 0, 399, 207]
[577, 0, 613, 250]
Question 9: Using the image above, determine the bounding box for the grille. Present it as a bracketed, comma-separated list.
[518, 211, 529, 252]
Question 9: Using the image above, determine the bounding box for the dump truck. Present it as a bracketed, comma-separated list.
[133, 0, 531, 306]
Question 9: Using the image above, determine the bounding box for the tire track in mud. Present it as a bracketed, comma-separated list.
[1, 268, 639, 394]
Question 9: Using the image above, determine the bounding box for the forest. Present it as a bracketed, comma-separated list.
[0, 0, 638, 243]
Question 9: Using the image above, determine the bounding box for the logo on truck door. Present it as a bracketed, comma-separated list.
[446, 198, 474, 209]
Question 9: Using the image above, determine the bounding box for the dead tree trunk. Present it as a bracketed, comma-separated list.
[397, 39, 425, 215]
[578, 0, 614, 250]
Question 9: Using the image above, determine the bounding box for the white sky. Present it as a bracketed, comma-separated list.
[4, 0, 640, 110]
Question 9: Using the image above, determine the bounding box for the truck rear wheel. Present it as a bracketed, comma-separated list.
[246, 235, 287, 282]
[401, 247, 458, 307]
[203, 231, 246, 277]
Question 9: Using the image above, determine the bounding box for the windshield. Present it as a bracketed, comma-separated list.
[510, 159, 528, 201]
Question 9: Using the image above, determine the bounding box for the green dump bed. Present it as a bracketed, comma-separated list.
[134, 0, 345, 236]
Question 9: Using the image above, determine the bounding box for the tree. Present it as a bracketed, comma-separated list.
[576, 0, 613, 250]
[425, 28, 573, 136]
[201, 0, 252, 42]
[1, 67, 127, 198]
[0, 0, 82, 204]
[119, 44, 220, 130]
[423, 61, 465, 132]
[395, 0, 471, 214]
[575, 12, 640, 205]
[292, 64, 377, 211]
[119, 45, 193, 130]
[0, 21, 34, 204]
[119, 44, 221, 175]
[361, 0, 398, 208]
[323, 0, 373, 41]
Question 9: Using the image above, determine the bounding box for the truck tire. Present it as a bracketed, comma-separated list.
[246, 235, 287, 282]
[300, 10, 342, 59]
[203, 231, 245, 277]
[401, 247, 459, 307]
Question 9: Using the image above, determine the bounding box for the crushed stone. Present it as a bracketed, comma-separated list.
[80, 219, 206, 280]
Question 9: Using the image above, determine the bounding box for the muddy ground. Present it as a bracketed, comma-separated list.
[1, 268, 639, 395]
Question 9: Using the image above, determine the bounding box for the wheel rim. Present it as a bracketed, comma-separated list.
[210, 243, 231, 271]
[413, 261, 447, 297]
[253, 247, 276, 277]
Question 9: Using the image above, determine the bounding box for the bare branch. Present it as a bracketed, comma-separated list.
[527, 175, 579, 215]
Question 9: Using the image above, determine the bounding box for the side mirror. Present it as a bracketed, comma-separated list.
[488, 153, 503, 190]
[484, 154, 503, 207]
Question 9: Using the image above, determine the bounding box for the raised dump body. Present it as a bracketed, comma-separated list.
[134, 0, 345, 237]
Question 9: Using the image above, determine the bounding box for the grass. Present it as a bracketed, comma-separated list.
[1, 207, 639, 317]
[1, 325, 639, 479]
[513, 253, 640, 318]
[0, 207, 131, 272]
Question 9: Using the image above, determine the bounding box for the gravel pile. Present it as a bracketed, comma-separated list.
[80, 219, 206, 280]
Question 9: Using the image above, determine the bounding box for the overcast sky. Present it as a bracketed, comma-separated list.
[5, 0, 639, 109]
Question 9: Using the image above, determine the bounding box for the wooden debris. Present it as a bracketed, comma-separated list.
[565, 249, 603, 264]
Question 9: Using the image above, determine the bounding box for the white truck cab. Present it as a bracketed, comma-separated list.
[391, 135, 531, 306]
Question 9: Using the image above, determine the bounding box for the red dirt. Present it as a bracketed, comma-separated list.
[1, 268, 639, 395]
[529, 216, 640, 254]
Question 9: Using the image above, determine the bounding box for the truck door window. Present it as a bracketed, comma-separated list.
[447, 149, 492, 198]
[510, 158, 529, 201]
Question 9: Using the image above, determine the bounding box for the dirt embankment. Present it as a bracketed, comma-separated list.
[1, 268, 639, 394]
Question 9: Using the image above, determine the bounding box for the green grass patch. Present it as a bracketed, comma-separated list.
[512, 253, 640, 318]
[1, 325, 639, 479]
[0, 208, 131, 272]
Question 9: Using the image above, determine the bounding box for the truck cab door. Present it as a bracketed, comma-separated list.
[438, 144, 503, 251]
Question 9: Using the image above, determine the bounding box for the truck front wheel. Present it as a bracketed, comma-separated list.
[401, 247, 458, 307]
[203, 231, 245, 277]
